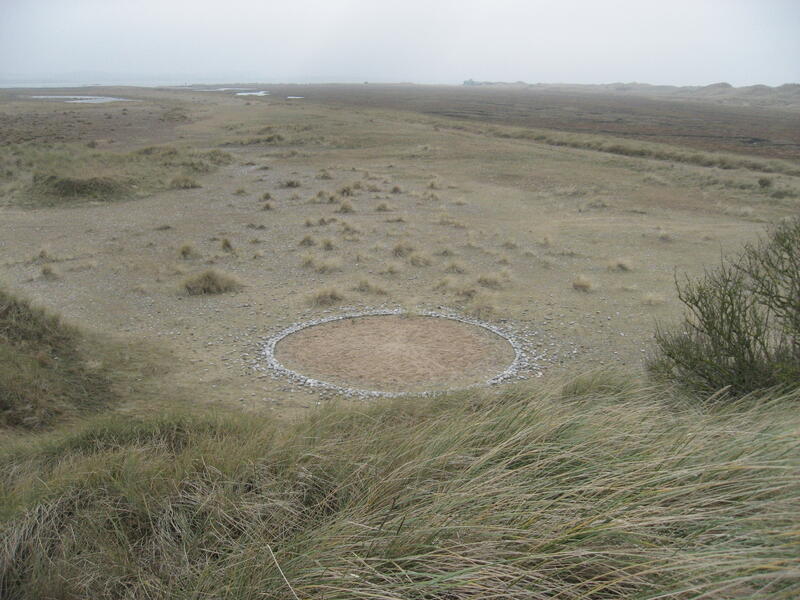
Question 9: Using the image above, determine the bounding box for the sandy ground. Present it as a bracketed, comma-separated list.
[275, 315, 516, 393]
[1, 85, 798, 416]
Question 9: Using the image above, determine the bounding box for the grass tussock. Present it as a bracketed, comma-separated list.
[299, 234, 317, 247]
[444, 261, 467, 274]
[392, 241, 415, 257]
[335, 200, 355, 214]
[182, 269, 242, 295]
[572, 274, 594, 292]
[408, 252, 432, 267]
[178, 243, 197, 259]
[39, 265, 59, 280]
[1, 381, 797, 597]
[609, 258, 634, 272]
[0, 287, 113, 429]
[302, 254, 342, 274]
[169, 175, 201, 189]
[310, 287, 344, 306]
[352, 279, 388, 295]
[33, 173, 129, 199]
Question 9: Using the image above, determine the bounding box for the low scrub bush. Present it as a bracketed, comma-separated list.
[649, 217, 800, 396]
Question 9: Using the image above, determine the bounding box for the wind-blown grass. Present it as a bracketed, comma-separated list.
[1, 375, 798, 598]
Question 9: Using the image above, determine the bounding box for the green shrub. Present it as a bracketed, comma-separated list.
[649, 217, 800, 396]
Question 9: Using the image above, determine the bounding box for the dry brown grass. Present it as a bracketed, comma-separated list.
[183, 269, 242, 295]
[379, 262, 402, 276]
[477, 270, 510, 289]
[658, 231, 674, 243]
[376, 202, 392, 212]
[353, 279, 388, 295]
[169, 176, 200, 189]
[642, 292, 666, 306]
[221, 238, 234, 253]
[444, 261, 467, 274]
[336, 200, 355, 214]
[261, 201, 273, 211]
[321, 238, 336, 251]
[436, 214, 466, 228]
[179, 243, 197, 259]
[572, 275, 594, 292]
[40, 264, 60, 280]
[392, 241, 415, 257]
[310, 287, 344, 306]
[409, 252, 432, 267]
[299, 235, 317, 247]
[33, 247, 55, 263]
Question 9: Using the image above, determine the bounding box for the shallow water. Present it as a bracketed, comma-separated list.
[286, 96, 304, 99]
[236, 91, 269, 96]
[29, 95, 132, 103]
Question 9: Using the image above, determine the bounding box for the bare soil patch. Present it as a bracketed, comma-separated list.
[274, 314, 516, 393]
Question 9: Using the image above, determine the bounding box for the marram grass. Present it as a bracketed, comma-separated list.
[1, 376, 799, 598]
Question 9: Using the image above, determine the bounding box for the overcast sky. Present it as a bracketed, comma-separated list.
[1, 0, 798, 86]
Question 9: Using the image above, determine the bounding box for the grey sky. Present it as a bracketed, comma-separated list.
[1, 0, 798, 86]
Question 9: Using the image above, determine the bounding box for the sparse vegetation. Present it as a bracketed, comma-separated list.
[353, 278, 387, 295]
[335, 200, 355, 214]
[39, 265, 59, 280]
[609, 258, 633, 272]
[392, 241, 414, 257]
[169, 175, 201, 189]
[179, 243, 197, 259]
[379, 262, 402, 276]
[444, 261, 467, 274]
[310, 287, 344, 306]
[408, 252, 432, 267]
[572, 274, 594, 292]
[182, 269, 242, 295]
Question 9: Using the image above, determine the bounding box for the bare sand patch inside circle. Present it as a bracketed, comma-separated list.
[273, 314, 517, 394]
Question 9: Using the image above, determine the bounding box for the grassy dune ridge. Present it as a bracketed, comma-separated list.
[0, 287, 114, 428]
[1, 375, 798, 598]
[0, 143, 232, 207]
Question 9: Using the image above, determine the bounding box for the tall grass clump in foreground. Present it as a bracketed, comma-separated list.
[0, 287, 112, 428]
[2, 377, 798, 598]
[649, 217, 800, 397]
